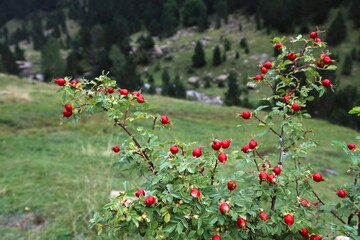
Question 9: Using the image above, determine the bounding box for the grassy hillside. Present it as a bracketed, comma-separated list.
[0, 74, 358, 239]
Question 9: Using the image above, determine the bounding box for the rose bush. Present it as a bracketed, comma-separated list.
[55, 31, 359, 239]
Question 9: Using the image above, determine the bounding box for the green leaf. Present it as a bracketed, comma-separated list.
[164, 213, 171, 223]
[349, 106, 360, 115]
[325, 65, 337, 71]
[176, 221, 184, 234]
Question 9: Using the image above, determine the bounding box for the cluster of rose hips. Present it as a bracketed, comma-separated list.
[251, 31, 336, 114]
[54, 78, 147, 119]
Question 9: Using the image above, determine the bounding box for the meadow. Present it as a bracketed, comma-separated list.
[0, 74, 358, 239]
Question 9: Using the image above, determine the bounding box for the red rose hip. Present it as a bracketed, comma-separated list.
[283, 214, 294, 226]
[227, 180, 236, 191]
[337, 189, 347, 198]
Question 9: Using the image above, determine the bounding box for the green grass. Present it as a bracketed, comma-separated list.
[0, 74, 358, 239]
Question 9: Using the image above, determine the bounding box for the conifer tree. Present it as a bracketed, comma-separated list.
[161, 68, 171, 96]
[173, 74, 186, 99]
[212, 45, 222, 66]
[192, 41, 206, 68]
[41, 37, 65, 81]
[342, 54, 353, 76]
[161, 0, 179, 37]
[0, 43, 19, 75]
[224, 71, 241, 106]
[326, 11, 347, 46]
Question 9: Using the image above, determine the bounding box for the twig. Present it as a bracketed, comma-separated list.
[312, 190, 346, 224]
[252, 114, 281, 137]
[147, 116, 158, 144]
[116, 120, 156, 173]
[271, 190, 277, 211]
[252, 151, 260, 171]
[210, 159, 218, 185]
[278, 127, 285, 165]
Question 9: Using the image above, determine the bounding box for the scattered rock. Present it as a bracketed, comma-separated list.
[186, 90, 223, 105]
[246, 82, 257, 89]
[188, 76, 200, 84]
[323, 168, 339, 176]
[214, 74, 228, 82]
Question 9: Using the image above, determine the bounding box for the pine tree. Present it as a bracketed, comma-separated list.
[147, 74, 156, 95]
[214, 0, 228, 23]
[14, 44, 25, 60]
[161, 69, 171, 96]
[326, 11, 347, 46]
[182, 0, 208, 31]
[109, 44, 142, 90]
[161, 0, 179, 37]
[173, 74, 186, 99]
[0, 43, 19, 75]
[223, 38, 231, 51]
[224, 71, 241, 106]
[31, 17, 46, 51]
[192, 41, 206, 68]
[342, 54, 353, 76]
[212, 45, 222, 66]
[65, 51, 79, 77]
[41, 37, 65, 81]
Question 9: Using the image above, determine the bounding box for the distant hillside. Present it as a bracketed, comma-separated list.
[0, 0, 360, 129]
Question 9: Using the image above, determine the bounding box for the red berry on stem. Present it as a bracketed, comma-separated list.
[219, 202, 230, 214]
[55, 78, 66, 86]
[64, 103, 72, 111]
[273, 166, 282, 175]
[145, 196, 156, 206]
[259, 171, 268, 181]
[135, 189, 145, 198]
[112, 145, 120, 153]
[312, 172, 324, 182]
[337, 189, 347, 198]
[217, 153, 228, 163]
[132, 91, 141, 96]
[212, 235, 222, 240]
[227, 180, 236, 191]
[266, 174, 276, 184]
[136, 95, 145, 103]
[263, 61, 273, 69]
[283, 214, 294, 226]
[299, 227, 309, 238]
[63, 109, 72, 118]
[160, 115, 170, 124]
[287, 52, 297, 61]
[283, 95, 290, 103]
[192, 148, 202, 158]
[241, 145, 250, 153]
[221, 139, 231, 149]
[321, 79, 331, 87]
[323, 56, 331, 64]
[259, 211, 269, 221]
[107, 87, 114, 94]
[237, 217, 247, 228]
[253, 74, 264, 81]
[292, 102, 301, 111]
[347, 143, 356, 150]
[260, 66, 268, 74]
[119, 88, 129, 96]
[249, 139, 257, 149]
[274, 43, 283, 50]
[170, 145, 179, 154]
[300, 199, 310, 207]
[190, 189, 201, 199]
[315, 37, 322, 43]
[310, 31, 318, 39]
[241, 111, 251, 119]
[70, 79, 78, 87]
[212, 140, 222, 151]
[310, 235, 323, 240]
